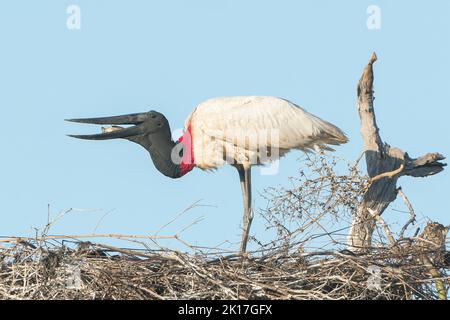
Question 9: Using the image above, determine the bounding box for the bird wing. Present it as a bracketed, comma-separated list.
[187, 96, 347, 152]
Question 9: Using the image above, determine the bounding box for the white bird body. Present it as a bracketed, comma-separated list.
[184, 96, 347, 170]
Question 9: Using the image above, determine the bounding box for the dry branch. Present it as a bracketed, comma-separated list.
[347, 52, 446, 252]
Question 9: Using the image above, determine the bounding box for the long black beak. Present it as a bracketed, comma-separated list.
[66, 112, 149, 140]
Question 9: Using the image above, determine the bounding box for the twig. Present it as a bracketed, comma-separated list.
[369, 164, 405, 184]
[398, 188, 416, 239]
[0, 233, 175, 243]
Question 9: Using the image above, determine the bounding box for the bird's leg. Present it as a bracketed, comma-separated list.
[237, 164, 253, 253]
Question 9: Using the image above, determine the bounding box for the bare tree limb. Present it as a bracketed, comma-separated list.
[347, 52, 446, 252]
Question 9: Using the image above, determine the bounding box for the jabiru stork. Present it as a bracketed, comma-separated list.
[67, 96, 348, 252]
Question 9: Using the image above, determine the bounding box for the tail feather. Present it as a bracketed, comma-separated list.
[313, 117, 349, 147]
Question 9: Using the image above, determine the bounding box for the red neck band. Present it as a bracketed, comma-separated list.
[177, 125, 195, 176]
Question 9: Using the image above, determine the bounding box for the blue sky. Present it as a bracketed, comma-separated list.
[0, 1, 448, 252]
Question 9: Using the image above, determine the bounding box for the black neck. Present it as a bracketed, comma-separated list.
[130, 132, 182, 179]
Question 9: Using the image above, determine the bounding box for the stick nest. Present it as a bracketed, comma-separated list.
[0, 238, 448, 300]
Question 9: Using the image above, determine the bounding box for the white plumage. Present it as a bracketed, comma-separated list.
[185, 96, 348, 170]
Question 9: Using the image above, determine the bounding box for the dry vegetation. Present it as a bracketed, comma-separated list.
[0, 155, 448, 300]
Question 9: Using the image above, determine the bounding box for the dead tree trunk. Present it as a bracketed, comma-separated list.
[347, 52, 446, 252]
